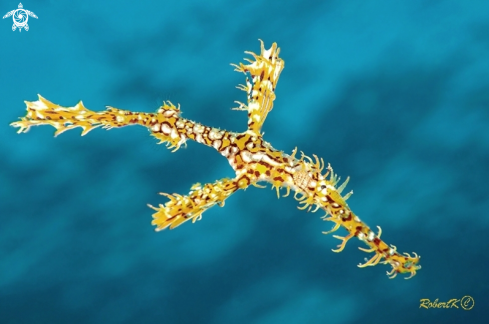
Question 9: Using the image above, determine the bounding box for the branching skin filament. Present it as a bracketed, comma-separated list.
[11, 41, 421, 279]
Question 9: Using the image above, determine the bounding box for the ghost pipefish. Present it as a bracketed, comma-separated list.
[11, 41, 421, 279]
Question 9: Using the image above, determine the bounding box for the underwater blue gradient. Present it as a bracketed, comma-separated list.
[1, 0, 489, 323]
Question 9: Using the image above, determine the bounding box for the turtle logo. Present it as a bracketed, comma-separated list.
[3, 3, 37, 32]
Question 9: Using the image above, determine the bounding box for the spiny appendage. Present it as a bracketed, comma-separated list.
[290, 150, 350, 213]
[292, 149, 323, 208]
[320, 199, 421, 279]
[9, 95, 191, 152]
[287, 154, 421, 279]
[10, 95, 106, 136]
[146, 101, 188, 152]
[354, 224, 421, 279]
[149, 177, 243, 231]
[293, 159, 353, 218]
[232, 40, 285, 134]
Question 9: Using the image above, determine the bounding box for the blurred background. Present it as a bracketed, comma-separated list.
[1, 0, 488, 323]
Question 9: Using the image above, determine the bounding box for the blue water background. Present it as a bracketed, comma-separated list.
[1, 1, 488, 323]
